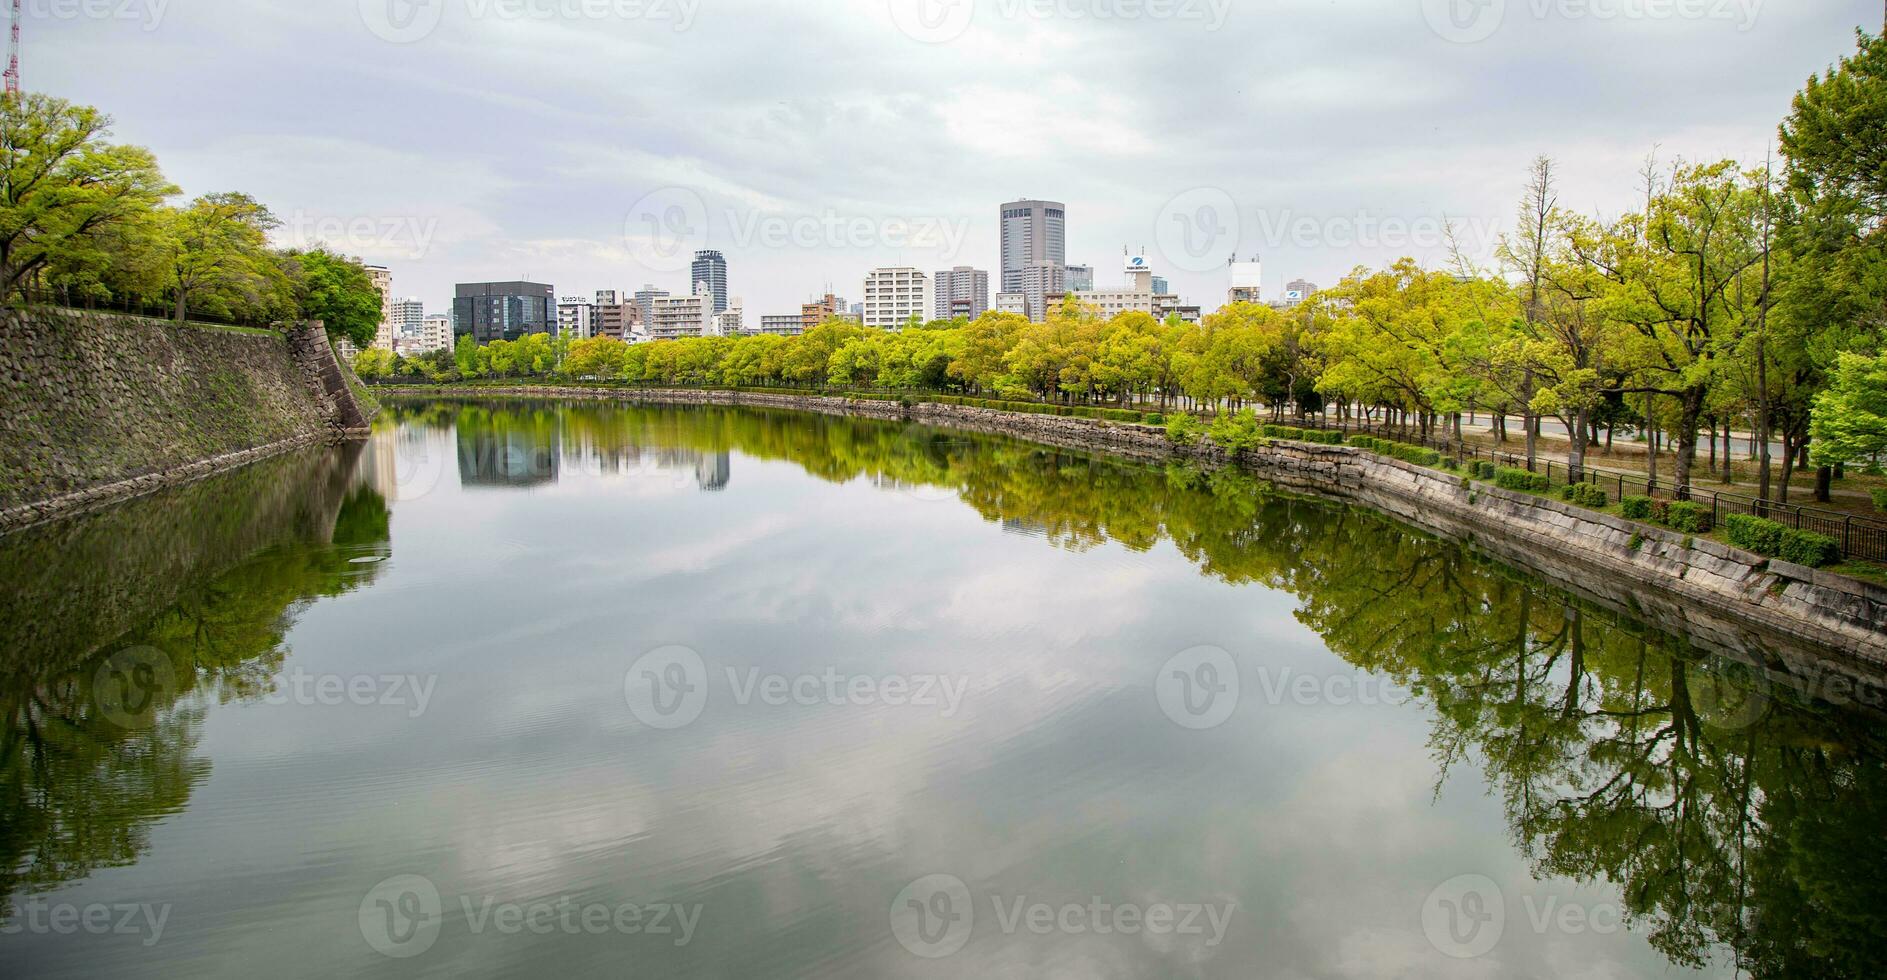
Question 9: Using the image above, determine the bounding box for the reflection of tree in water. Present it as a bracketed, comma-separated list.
[417, 400, 1887, 977]
[0, 477, 390, 919]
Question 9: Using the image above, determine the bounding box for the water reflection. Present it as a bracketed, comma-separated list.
[0, 446, 390, 919]
[0, 399, 1881, 977]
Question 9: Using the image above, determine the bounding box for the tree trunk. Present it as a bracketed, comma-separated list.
[1672, 390, 1704, 498]
[1569, 408, 1589, 483]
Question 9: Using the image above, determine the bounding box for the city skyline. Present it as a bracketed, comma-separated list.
[34, 4, 1877, 317]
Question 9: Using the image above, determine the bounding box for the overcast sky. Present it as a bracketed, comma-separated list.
[35, 0, 1884, 317]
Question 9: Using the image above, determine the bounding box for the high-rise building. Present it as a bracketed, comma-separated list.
[1151, 275, 1170, 296]
[452, 281, 557, 343]
[999, 199, 1066, 295]
[420, 314, 453, 353]
[1020, 261, 1068, 322]
[933, 266, 990, 321]
[690, 250, 729, 315]
[593, 295, 638, 340]
[1065, 264, 1094, 293]
[558, 296, 595, 340]
[863, 268, 933, 329]
[650, 283, 713, 340]
[1228, 257, 1264, 306]
[633, 285, 669, 326]
[391, 297, 425, 345]
[711, 296, 744, 336]
[801, 293, 841, 331]
[1282, 279, 1318, 305]
[366, 265, 394, 350]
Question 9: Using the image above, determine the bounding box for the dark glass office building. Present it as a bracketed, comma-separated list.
[452, 281, 557, 343]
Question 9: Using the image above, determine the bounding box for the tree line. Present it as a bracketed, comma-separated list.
[387, 29, 1884, 504]
[1, 93, 386, 347]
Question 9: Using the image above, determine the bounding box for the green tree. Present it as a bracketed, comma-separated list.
[0, 93, 174, 304]
[164, 192, 290, 324]
[286, 248, 381, 349]
[1809, 347, 1887, 466]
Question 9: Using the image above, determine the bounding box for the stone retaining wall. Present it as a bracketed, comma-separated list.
[379, 384, 1887, 667]
[0, 308, 373, 531]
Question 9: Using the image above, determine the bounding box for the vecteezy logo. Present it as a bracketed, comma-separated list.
[887, 0, 975, 44]
[360, 0, 446, 43]
[623, 187, 709, 274]
[94, 646, 180, 729]
[1155, 188, 1240, 274]
[890, 874, 973, 958]
[1421, 0, 1505, 43]
[1686, 660, 1771, 731]
[359, 874, 444, 958]
[625, 646, 709, 729]
[1422, 874, 1504, 959]
[1156, 646, 1240, 730]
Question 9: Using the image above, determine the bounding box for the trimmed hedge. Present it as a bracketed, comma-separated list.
[1725, 514, 1841, 567]
[1495, 467, 1553, 493]
[1620, 495, 1655, 520]
[1665, 501, 1713, 534]
[1560, 482, 1608, 508]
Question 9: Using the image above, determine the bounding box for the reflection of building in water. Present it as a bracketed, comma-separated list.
[1001, 518, 1048, 538]
[458, 426, 561, 488]
[695, 452, 730, 492]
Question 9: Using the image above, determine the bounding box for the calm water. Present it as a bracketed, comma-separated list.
[3, 400, 1884, 978]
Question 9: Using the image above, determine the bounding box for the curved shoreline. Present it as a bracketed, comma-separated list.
[376, 384, 1887, 672]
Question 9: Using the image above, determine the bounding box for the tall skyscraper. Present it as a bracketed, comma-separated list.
[691, 250, 728, 314]
[933, 266, 990, 320]
[1065, 264, 1095, 293]
[999, 199, 1065, 295]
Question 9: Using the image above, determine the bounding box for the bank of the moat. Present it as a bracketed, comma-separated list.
[0, 309, 373, 531]
[374, 384, 1887, 669]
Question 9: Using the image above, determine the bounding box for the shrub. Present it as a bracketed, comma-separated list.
[1144, 413, 1165, 426]
[1473, 461, 1497, 480]
[1725, 514, 1841, 568]
[1780, 530, 1841, 567]
[1208, 409, 1264, 454]
[1348, 434, 1381, 451]
[1392, 445, 1442, 467]
[1725, 514, 1786, 555]
[1495, 467, 1552, 493]
[1872, 487, 1887, 513]
[1621, 496, 1655, 520]
[1165, 413, 1204, 447]
[1664, 501, 1713, 534]
[1303, 429, 1346, 445]
[1560, 483, 1607, 508]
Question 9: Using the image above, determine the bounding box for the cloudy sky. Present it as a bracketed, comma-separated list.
[36, 0, 1883, 318]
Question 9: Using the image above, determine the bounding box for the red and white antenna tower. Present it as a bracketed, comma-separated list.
[3, 0, 20, 97]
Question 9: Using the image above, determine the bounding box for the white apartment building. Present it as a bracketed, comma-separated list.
[711, 302, 744, 337]
[558, 297, 596, 340]
[419, 314, 453, 353]
[994, 292, 1027, 317]
[650, 284, 712, 340]
[862, 267, 933, 330]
